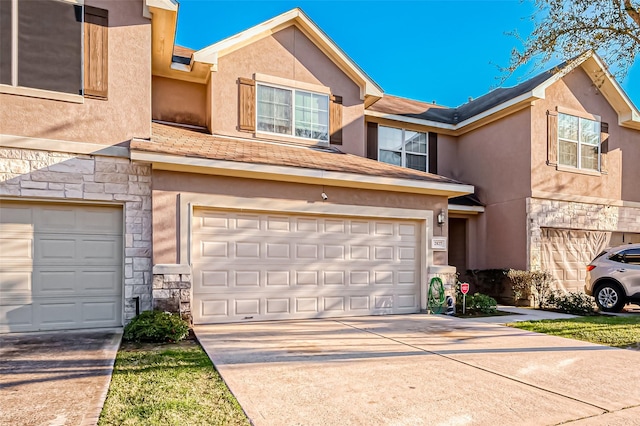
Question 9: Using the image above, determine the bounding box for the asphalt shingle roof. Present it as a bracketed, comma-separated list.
[368, 62, 568, 124]
[133, 123, 465, 185]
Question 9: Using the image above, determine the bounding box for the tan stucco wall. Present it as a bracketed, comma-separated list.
[435, 133, 458, 178]
[209, 26, 365, 156]
[530, 67, 640, 201]
[456, 108, 532, 204]
[152, 76, 207, 127]
[0, 0, 151, 145]
[152, 170, 449, 265]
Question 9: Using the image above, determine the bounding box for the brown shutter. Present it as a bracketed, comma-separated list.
[428, 132, 438, 174]
[84, 6, 108, 99]
[366, 122, 378, 160]
[238, 77, 256, 132]
[600, 122, 609, 173]
[547, 111, 558, 165]
[329, 95, 343, 145]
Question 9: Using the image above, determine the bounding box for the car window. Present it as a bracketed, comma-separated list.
[623, 249, 640, 265]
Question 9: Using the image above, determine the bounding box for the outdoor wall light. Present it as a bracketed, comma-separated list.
[437, 209, 446, 226]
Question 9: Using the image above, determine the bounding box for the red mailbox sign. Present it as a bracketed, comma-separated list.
[460, 283, 470, 295]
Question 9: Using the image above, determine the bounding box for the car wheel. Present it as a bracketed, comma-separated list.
[594, 282, 626, 312]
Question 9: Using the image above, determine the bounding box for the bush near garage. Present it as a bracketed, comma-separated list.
[454, 282, 498, 315]
[507, 269, 553, 309]
[123, 310, 190, 343]
[546, 291, 597, 316]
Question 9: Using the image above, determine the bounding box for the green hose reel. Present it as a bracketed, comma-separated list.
[427, 276, 446, 314]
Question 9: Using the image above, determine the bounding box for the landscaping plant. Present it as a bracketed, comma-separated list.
[546, 291, 597, 316]
[506, 269, 532, 305]
[123, 310, 190, 343]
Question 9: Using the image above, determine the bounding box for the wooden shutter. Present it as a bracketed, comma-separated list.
[600, 122, 609, 173]
[238, 77, 256, 132]
[84, 6, 108, 99]
[547, 111, 558, 165]
[366, 122, 378, 160]
[329, 95, 343, 145]
[428, 132, 438, 174]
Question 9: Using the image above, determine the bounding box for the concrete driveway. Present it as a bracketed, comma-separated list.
[196, 315, 640, 426]
[0, 330, 121, 426]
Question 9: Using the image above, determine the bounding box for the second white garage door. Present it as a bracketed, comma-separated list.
[192, 209, 422, 324]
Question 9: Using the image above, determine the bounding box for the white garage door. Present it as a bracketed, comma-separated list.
[0, 202, 123, 332]
[540, 228, 610, 293]
[192, 209, 422, 324]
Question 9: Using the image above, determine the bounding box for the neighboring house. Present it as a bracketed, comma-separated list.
[366, 54, 640, 292]
[0, 0, 158, 333]
[1, 2, 637, 334]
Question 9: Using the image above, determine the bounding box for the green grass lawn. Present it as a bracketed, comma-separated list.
[99, 340, 250, 426]
[508, 315, 640, 350]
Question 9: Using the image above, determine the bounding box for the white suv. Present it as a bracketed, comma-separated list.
[585, 243, 640, 312]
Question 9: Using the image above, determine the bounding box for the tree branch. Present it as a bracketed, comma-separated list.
[623, 0, 640, 28]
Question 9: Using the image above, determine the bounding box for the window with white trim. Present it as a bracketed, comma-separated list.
[256, 83, 329, 142]
[558, 112, 600, 171]
[378, 125, 428, 172]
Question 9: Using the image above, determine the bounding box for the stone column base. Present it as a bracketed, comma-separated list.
[152, 264, 193, 324]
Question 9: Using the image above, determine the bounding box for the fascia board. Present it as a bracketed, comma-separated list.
[131, 150, 474, 197]
[364, 110, 457, 131]
[584, 55, 640, 129]
[448, 204, 485, 214]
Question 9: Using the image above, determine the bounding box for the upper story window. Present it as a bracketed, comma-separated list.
[257, 83, 329, 142]
[0, 0, 108, 100]
[378, 125, 428, 172]
[558, 112, 600, 171]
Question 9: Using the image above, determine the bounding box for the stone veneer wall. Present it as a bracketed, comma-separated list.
[527, 197, 640, 270]
[152, 265, 193, 323]
[0, 147, 152, 322]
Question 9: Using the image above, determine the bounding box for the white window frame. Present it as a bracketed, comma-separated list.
[255, 82, 329, 143]
[378, 126, 429, 172]
[558, 112, 601, 171]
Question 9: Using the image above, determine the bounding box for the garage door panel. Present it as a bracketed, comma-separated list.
[0, 202, 123, 332]
[0, 271, 32, 293]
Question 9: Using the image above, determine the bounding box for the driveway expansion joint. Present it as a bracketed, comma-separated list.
[334, 319, 611, 413]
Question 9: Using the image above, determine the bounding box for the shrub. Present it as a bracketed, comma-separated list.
[123, 310, 190, 343]
[547, 291, 597, 316]
[530, 271, 553, 309]
[455, 286, 498, 315]
[506, 269, 552, 308]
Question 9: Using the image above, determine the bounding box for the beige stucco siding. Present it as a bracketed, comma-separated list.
[209, 26, 365, 155]
[455, 108, 532, 204]
[435, 134, 458, 179]
[152, 76, 207, 127]
[483, 199, 528, 270]
[151, 170, 449, 266]
[530, 67, 633, 201]
[0, 0, 151, 145]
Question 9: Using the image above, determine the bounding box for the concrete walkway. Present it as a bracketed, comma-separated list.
[196, 314, 640, 426]
[0, 330, 121, 426]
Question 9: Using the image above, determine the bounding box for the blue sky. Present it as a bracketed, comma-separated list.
[175, 0, 640, 109]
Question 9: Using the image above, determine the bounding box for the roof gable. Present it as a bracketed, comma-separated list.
[192, 8, 383, 104]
